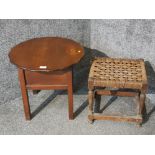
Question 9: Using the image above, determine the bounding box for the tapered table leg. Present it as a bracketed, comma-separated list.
[67, 70, 74, 120]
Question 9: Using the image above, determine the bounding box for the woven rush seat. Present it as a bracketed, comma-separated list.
[89, 57, 147, 89]
[88, 57, 148, 126]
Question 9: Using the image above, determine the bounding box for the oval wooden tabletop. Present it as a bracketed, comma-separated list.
[9, 37, 84, 71]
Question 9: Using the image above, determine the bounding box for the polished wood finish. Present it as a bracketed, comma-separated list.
[18, 67, 73, 120]
[9, 37, 84, 71]
[9, 37, 84, 120]
[25, 69, 69, 85]
[88, 57, 148, 126]
[67, 70, 74, 119]
[18, 69, 31, 120]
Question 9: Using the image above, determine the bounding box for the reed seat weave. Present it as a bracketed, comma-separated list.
[89, 57, 147, 89]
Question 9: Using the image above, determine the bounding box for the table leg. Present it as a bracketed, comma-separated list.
[18, 68, 31, 120]
[67, 70, 74, 120]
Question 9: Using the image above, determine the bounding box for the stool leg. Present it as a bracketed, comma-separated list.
[139, 93, 146, 115]
[67, 70, 74, 120]
[136, 92, 146, 127]
[18, 68, 31, 120]
[88, 90, 94, 123]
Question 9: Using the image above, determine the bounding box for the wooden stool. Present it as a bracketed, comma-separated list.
[88, 57, 148, 125]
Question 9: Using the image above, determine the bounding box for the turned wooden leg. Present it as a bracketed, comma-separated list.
[18, 68, 31, 120]
[136, 92, 146, 115]
[139, 93, 146, 115]
[67, 70, 74, 120]
[88, 90, 94, 123]
[135, 93, 140, 114]
[136, 92, 146, 126]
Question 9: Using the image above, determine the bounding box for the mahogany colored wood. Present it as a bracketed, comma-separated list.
[25, 69, 69, 85]
[67, 70, 74, 119]
[18, 68, 31, 120]
[9, 37, 84, 120]
[9, 37, 84, 71]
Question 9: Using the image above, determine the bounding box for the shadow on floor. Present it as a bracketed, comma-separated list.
[141, 61, 155, 124]
[142, 104, 155, 125]
[74, 99, 88, 118]
[145, 61, 155, 94]
[94, 96, 118, 113]
[31, 90, 63, 119]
